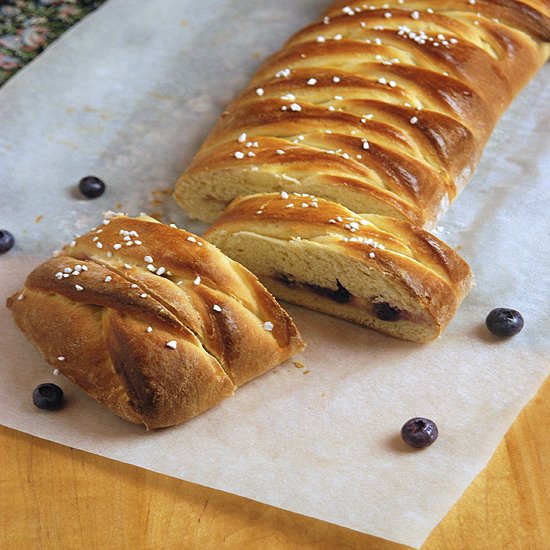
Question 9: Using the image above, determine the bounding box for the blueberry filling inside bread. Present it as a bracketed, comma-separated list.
[276, 274, 351, 304]
[274, 273, 404, 321]
[373, 302, 401, 322]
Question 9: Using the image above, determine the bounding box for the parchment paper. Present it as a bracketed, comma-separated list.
[0, 1, 549, 547]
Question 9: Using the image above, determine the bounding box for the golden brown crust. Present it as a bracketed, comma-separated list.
[175, 0, 550, 226]
[6, 215, 304, 428]
[205, 193, 474, 342]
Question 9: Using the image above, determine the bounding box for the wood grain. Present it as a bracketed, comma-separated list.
[1, 376, 549, 550]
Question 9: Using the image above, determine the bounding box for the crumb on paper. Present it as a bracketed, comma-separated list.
[55, 139, 80, 150]
[35, 214, 44, 223]
[150, 91, 174, 101]
[252, 51, 262, 59]
[80, 125, 105, 135]
[71, 104, 114, 120]
[303, 370, 310, 375]
[321, 392, 326, 398]
[115, 203, 123, 209]
[293, 361, 305, 369]
[179, 19, 188, 27]
[150, 189, 172, 206]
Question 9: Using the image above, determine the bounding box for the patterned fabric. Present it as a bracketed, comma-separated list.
[0, 0, 106, 86]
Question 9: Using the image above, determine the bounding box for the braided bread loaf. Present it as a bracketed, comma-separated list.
[175, 0, 550, 228]
[205, 193, 473, 342]
[7, 215, 304, 428]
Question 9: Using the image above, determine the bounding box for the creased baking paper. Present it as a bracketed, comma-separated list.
[0, 1, 548, 547]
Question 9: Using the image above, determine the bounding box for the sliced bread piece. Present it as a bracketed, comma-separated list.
[205, 193, 473, 342]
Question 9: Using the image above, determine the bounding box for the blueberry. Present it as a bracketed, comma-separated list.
[331, 280, 352, 304]
[485, 308, 524, 338]
[401, 417, 438, 449]
[78, 176, 105, 198]
[0, 229, 15, 254]
[32, 383, 64, 410]
[310, 279, 351, 304]
[374, 301, 401, 321]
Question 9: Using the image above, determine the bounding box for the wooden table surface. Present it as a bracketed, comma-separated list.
[2, 376, 549, 550]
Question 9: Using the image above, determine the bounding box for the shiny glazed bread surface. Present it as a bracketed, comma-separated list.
[175, 0, 550, 227]
[7, 215, 304, 428]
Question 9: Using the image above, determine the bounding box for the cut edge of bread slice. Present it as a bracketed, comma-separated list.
[174, 149, 447, 229]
